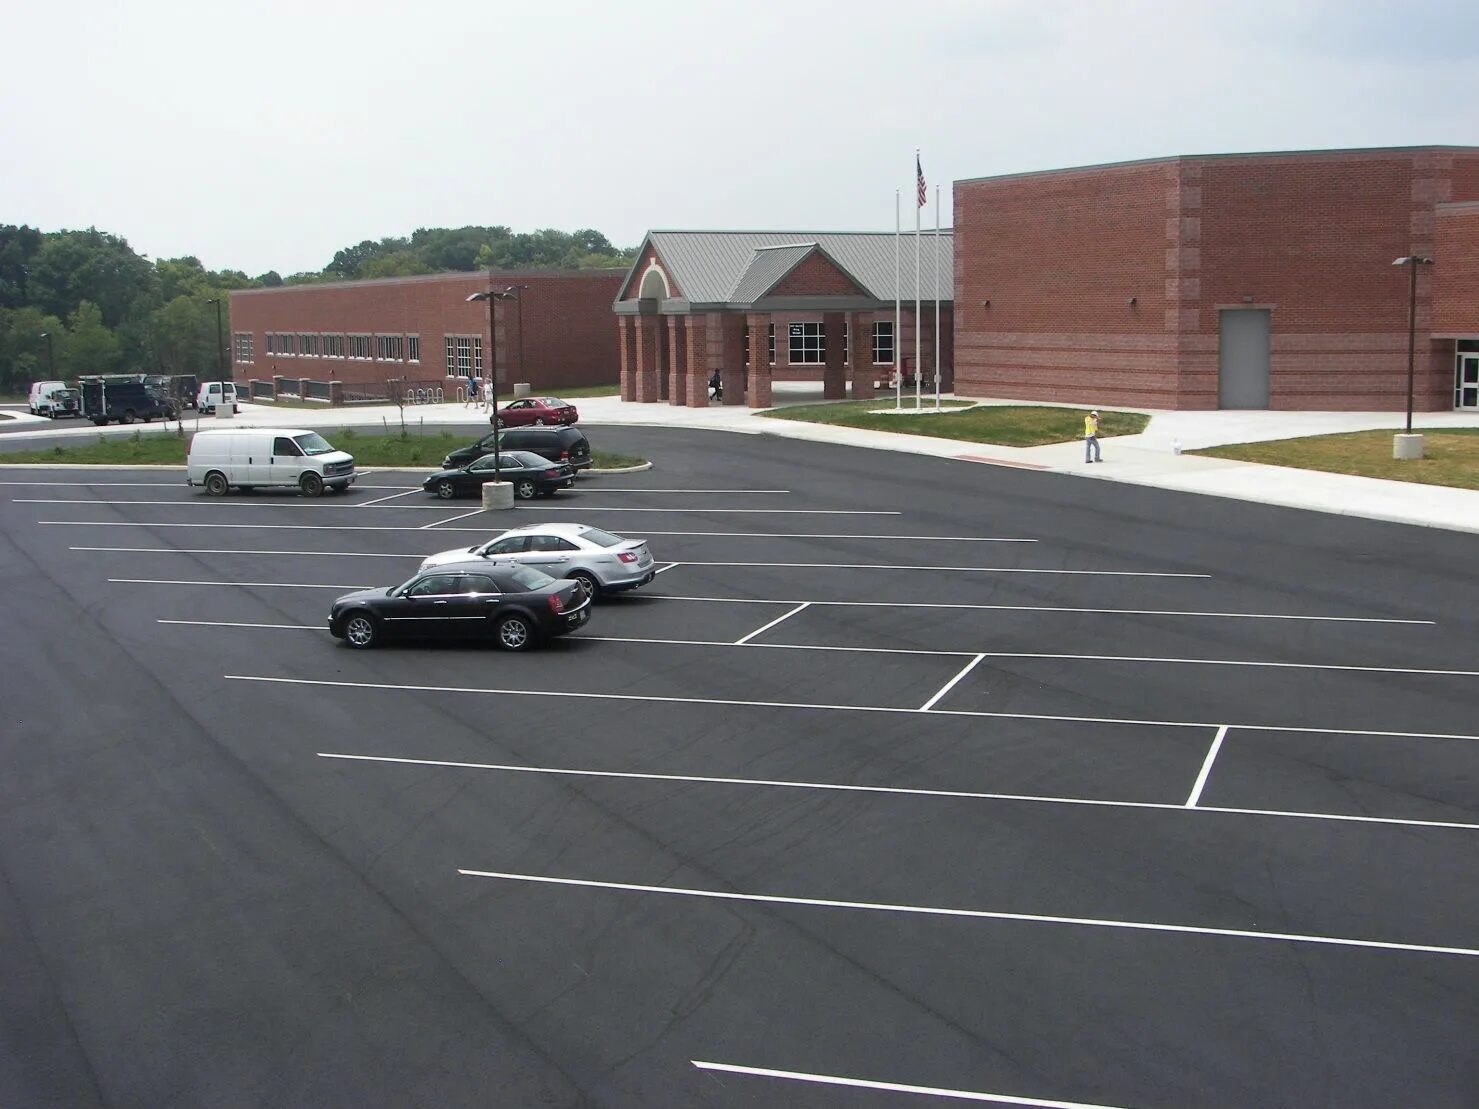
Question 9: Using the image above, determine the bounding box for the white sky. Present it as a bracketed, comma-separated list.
[2, 0, 1475, 276]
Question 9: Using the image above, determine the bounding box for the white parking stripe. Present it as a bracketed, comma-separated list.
[668, 561, 1209, 579]
[225, 674, 1479, 742]
[77, 546, 417, 558]
[920, 654, 986, 710]
[458, 869, 1479, 958]
[161, 619, 319, 630]
[356, 490, 421, 507]
[691, 1061, 1132, 1109]
[41, 521, 1038, 542]
[581, 488, 792, 493]
[420, 508, 486, 529]
[1186, 726, 1230, 808]
[115, 578, 361, 589]
[734, 603, 811, 645]
[17, 498, 899, 515]
[318, 751, 1479, 832]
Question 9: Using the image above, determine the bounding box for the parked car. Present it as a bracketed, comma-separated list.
[28, 381, 79, 418]
[78, 376, 176, 425]
[187, 428, 356, 496]
[420, 522, 656, 601]
[328, 562, 591, 651]
[442, 425, 592, 472]
[197, 381, 239, 414]
[149, 373, 199, 411]
[492, 396, 579, 428]
[422, 450, 574, 500]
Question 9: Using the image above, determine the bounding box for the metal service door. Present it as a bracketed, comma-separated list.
[1456, 355, 1479, 410]
[1218, 309, 1271, 409]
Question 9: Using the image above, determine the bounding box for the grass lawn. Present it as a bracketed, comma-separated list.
[760, 401, 1149, 447]
[0, 428, 644, 470]
[1194, 428, 1479, 491]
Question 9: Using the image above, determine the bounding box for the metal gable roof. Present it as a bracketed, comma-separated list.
[645, 230, 953, 304]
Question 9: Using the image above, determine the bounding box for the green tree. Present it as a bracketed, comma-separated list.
[62, 300, 123, 376]
[148, 295, 217, 374]
[358, 251, 434, 279]
[0, 225, 44, 309]
[28, 229, 159, 328]
[255, 270, 283, 287]
[0, 306, 66, 391]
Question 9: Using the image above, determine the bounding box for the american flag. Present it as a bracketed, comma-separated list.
[916, 154, 927, 208]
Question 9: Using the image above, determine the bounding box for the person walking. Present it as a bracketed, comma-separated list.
[482, 379, 495, 411]
[709, 370, 723, 401]
[1084, 409, 1102, 463]
[465, 373, 478, 408]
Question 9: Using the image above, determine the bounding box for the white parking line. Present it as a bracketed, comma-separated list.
[584, 488, 792, 493]
[691, 1061, 1131, 1109]
[652, 563, 680, 574]
[0, 480, 415, 489]
[457, 869, 1479, 958]
[1186, 726, 1229, 808]
[161, 619, 319, 631]
[115, 578, 361, 589]
[356, 490, 421, 507]
[420, 508, 486, 529]
[18, 497, 899, 515]
[666, 562, 1209, 579]
[225, 674, 1479, 742]
[77, 546, 417, 558]
[40, 521, 1038, 543]
[317, 751, 1479, 832]
[920, 654, 986, 710]
[734, 603, 811, 645]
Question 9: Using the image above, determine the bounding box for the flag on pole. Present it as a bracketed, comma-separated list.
[916, 155, 927, 208]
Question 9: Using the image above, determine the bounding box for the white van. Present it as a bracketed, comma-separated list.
[187, 428, 356, 497]
[29, 380, 79, 418]
[197, 381, 239, 415]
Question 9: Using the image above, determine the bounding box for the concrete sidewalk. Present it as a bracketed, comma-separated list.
[5, 384, 1476, 535]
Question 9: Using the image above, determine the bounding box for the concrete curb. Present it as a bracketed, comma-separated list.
[589, 461, 653, 474]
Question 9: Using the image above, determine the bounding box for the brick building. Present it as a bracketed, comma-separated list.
[953, 146, 1479, 411]
[612, 231, 952, 407]
[227, 269, 624, 397]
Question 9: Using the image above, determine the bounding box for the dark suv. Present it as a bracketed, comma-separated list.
[442, 426, 592, 472]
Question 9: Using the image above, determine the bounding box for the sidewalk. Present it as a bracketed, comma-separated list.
[5, 386, 1476, 535]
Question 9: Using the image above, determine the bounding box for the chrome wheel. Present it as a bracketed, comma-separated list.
[436, 479, 456, 499]
[569, 572, 597, 603]
[515, 480, 537, 500]
[345, 614, 377, 648]
[496, 615, 532, 651]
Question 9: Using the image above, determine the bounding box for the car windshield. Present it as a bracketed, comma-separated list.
[580, 527, 625, 547]
[293, 432, 335, 456]
[505, 566, 555, 590]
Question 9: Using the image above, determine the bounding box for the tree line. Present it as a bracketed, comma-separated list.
[0, 225, 636, 393]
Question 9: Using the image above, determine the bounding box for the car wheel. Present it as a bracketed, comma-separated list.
[121, 410, 136, 425]
[495, 613, 534, 651]
[436, 479, 456, 499]
[495, 417, 505, 428]
[143, 414, 154, 423]
[514, 479, 537, 500]
[344, 613, 378, 649]
[569, 571, 599, 603]
[93, 418, 109, 426]
[204, 472, 229, 497]
[534, 418, 546, 425]
[300, 472, 324, 498]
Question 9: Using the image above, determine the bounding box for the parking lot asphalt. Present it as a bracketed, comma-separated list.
[2, 425, 1477, 1108]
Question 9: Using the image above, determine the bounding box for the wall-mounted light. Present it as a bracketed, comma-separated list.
[1127, 296, 1137, 307]
[981, 299, 991, 308]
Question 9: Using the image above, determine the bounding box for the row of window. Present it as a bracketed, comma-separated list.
[236, 332, 424, 364]
[445, 335, 484, 376]
[743, 321, 895, 366]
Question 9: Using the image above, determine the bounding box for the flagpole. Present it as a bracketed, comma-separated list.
[894, 188, 901, 410]
[934, 183, 941, 410]
[914, 149, 922, 410]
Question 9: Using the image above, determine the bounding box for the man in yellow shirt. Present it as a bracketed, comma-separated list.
[1084, 410, 1101, 463]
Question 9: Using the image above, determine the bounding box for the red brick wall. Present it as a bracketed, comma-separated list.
[953, 159, 1181, 408]
[229, 270, 623, 390]
[1433, 203, 1479, 337]
[769, 252, 867, 297]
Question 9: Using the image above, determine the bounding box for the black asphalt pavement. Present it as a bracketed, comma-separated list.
[2, 426, 1477, 1107]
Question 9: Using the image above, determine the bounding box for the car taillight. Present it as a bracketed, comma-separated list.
[559, 450, 570, 460]
[548, 592, 565, 613]
[545, 469, 561, 478]
[618, 551, 639, 563]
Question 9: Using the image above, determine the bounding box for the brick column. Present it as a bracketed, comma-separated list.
[822, 312, 846, 399]
[667, 316, 688, 406]
[634, 315, 660, 402]
[684, 316, 708, 407]
[715, 312, 747, 405]
[940, 306, 955, 392]
[849, 311, 875, 399]
[618, 316, 636, 401]
[745, 312, 772, 408]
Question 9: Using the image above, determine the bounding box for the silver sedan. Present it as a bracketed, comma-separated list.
[420, 522, 656, 601]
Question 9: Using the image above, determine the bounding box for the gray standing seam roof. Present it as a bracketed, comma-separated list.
[643, 231, 953, 304]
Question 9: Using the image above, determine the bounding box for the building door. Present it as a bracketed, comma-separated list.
[1218, 309, 1271, 409]
[1456, 355, 1479, 410]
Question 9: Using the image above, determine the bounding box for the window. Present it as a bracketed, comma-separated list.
[872, 321, 894, 365]
[298, 333, 318, 357]
[500, 565, 556, 591]
[407, 335, 420, 363]
[788, 321, 825, 364]
[405, 574, 458, 597]
[579, 527, 623, 548]
[233, 332, 254, 363]
[445, 335, 482, 377]
[376, 335, 404, 362]
[280, 333, 297, 357]
[842, 321, 849, 365]
[323, 334, 345, 359]
[348, 334, 372, 360]
[483, 535, 531, 554]
[459, 574, 498, 595]
[265, 332, 277, 356]
[529, 535, 578, 552]
[272, 436, 302, 457]
[742, 326, 750, 366]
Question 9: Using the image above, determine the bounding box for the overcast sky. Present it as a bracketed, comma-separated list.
[3, 0, 1476, 276]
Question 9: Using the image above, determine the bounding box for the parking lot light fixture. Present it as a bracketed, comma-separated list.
[206, 298, 228, 383]
[1392, 255, 1434, 437]
[39, 331, 55, 377]
[467, 287, 518, 483]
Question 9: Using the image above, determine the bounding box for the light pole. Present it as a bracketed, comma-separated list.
[1392, 255, 1434, 443]
[465, 287, 518, 482]
[509, 284, 530, 385]
[39, 331, 55, 378]
[206, 297, 228, 382]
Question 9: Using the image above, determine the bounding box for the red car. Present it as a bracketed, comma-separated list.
[493, 396, 579, 428]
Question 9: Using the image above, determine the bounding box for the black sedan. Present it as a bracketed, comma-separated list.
[422, 450, 575, 500]
[329, 563, 591, 651]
